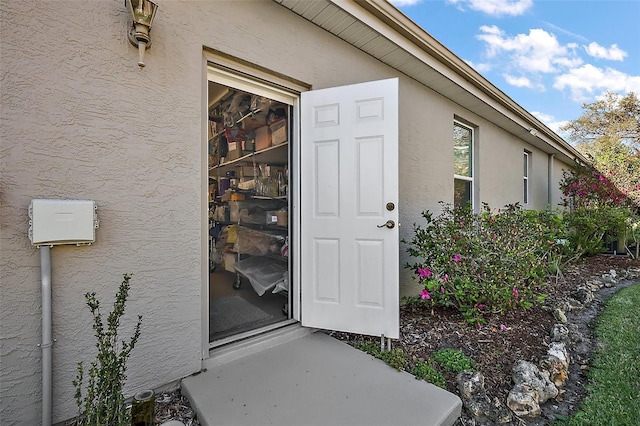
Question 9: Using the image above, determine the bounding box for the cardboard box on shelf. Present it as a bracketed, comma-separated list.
[227, 141, 241, 161]
[255, 125, 272, 151]
[270, 119, 287, 145]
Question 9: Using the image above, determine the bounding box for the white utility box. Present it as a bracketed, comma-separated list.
[29, 199, 99, 246]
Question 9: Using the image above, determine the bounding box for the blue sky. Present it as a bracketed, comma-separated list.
[390, 0, 640, 136]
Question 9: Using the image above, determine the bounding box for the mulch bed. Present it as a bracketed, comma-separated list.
[330, 254, 640, 424]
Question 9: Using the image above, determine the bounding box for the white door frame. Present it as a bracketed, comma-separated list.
[202, 51, 308, 357]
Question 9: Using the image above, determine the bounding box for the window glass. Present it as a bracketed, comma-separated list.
[454, 123, 472, 177]
[454, 178, 472, 209]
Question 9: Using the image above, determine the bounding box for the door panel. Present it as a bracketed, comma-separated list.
[301, 78, 399, 339]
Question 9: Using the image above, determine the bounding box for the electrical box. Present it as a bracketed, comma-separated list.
[29, 199, 99, 246]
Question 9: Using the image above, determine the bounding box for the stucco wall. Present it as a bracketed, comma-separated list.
[1, 1, 205, 423]
[1, 1, 574, 422]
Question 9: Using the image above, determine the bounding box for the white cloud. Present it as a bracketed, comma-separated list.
[553, 64, 640, 102]
[542, 21, 589, 42]
[584, 42, 627, 61]
[446, 0, 533, 16]
[504, 74, 543, 90]
[476, 26, 582, 73]
[531, 111, 569, 136]
[465, 59, 493, 73]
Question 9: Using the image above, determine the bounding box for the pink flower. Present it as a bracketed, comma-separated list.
[417, 267, 432, 279]
[421, 289, 431, 300]
[500, 324, 507, 331]
[443, 274, 450, 282]
[441, 286, 445, 294]
[599, 174, 605, 181]
[452, 254, 461, 262]
[476, 303, 485, 310]
[512, 288, 519, 300]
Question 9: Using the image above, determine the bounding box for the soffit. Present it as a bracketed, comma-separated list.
[273, 0, 585, 164]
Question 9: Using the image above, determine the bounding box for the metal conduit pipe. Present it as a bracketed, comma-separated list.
[40, 245, 52, 426]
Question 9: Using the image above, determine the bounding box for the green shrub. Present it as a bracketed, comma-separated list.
[563, 206, 631, 260]
[404, 203, 560, 323]
[72, 274, 142, 426]
[411, 361, 446, 388]
[432, 348, 475, 373]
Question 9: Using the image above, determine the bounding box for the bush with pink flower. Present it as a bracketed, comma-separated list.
[404, 203, 565, 324]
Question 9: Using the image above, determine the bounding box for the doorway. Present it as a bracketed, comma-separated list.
[207, 76, 295, 344]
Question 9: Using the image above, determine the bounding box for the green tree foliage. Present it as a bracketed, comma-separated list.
[561, 91, 640, 207]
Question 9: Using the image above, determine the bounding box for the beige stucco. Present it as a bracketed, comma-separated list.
[1, 1, 576, 423]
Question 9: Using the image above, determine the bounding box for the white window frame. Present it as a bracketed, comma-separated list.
[453, 120, 474, 210]
[523, 151, 530, 205]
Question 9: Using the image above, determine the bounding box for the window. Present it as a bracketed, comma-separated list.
[454, 121, 473, 209]
[523, 151, 530, 204]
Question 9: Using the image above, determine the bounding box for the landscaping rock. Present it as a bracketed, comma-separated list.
[571, 286, 594, 305]
[540, 343, 570, 388]
[507, 384, 542, 418]
[550, 324, 569, 343]
[553, 308, 567, 323]
[456, 371, 512, 424]
[511, 360, 558, 403]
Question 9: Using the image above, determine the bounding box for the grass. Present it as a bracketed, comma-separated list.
[558, 283, 640, 425]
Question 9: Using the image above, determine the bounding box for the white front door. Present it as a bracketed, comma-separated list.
[300, 78, 399, 339]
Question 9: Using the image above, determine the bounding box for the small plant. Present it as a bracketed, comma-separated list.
[72, 274, 142, 426]
[432, 348, 475, 373]
[411, 361, 446, 388]
[356, 340, 408, 371]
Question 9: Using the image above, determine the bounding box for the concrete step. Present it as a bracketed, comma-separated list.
[183, 329, 461, 426]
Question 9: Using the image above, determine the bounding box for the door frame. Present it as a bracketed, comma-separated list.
[202, 49, 310, 358]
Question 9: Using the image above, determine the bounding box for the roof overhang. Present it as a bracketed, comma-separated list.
[273, 0, 587, 165]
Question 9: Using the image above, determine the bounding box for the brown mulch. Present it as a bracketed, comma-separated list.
[329, 254, 640, 424]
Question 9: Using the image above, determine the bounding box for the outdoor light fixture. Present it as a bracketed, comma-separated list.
[126, 0, 158, 67]
[529, 128, 539, 137]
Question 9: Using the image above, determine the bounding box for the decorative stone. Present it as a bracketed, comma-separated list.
[456, 371, 513, 423]
[627, 267, 640, 279]
[507, 384, 541, 418]
[572, 286, 594, 305]
[550, 324, 569, 343]
[553, 308, 567, 323]
[540, 356, 568, 388]
[512, 360, 558, 403]
[547, 342, 569, 369]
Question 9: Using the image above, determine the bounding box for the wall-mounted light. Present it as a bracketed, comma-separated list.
[529, 128, 539, 137]
[126, 0, 158, 67]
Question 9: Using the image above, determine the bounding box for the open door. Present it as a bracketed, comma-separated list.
[300, 78, 399, 339]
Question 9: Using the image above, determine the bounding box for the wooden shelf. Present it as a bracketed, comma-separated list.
[209, 143, 288, 176]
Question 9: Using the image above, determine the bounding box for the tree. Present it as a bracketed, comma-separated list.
[561, 91, 640, 207]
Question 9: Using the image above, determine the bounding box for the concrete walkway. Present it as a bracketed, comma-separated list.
[182, 327, 461, 426]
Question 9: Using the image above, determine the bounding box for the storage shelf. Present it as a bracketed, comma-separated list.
[209, 143, 288, 176]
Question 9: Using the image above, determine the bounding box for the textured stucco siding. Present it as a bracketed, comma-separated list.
[1, 0, 572, 422]
[1, 1, 203, 423]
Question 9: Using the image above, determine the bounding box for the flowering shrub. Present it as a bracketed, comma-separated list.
[560, 162, 635, 259]
[560, 162, 631, 208]
[404, 203, 563, 324]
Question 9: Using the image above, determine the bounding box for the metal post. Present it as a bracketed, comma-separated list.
[40, 246, 52, 426]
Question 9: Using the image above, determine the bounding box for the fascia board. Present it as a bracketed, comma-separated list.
[327, 0, 587, 163]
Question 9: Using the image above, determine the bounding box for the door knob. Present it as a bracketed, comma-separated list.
[377, 220, 395, 229]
